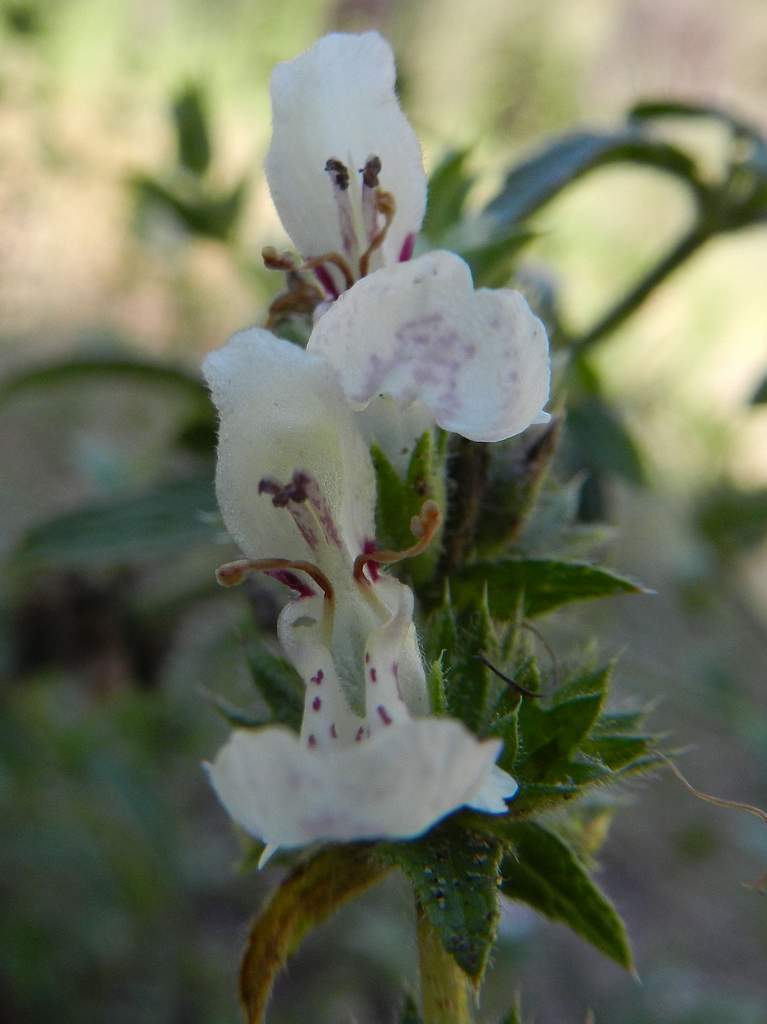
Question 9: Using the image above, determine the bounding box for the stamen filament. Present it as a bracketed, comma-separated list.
[301, 252, 356, 292]
[359, 190, 396, 278]
[354, 500, 441, 582]
[216, 557, 335, 601]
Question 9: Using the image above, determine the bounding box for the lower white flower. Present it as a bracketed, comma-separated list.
[202, 328, 517, 865]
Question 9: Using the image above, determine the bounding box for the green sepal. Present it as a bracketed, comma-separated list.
[381, 821, 503, 984]
[450, 558, 645, 619]
[513, 665, 609, 780]
[201, 688, 270, 730]
[443, 586, 498, 731]
[496, 821, 634, 971]
[424, 583, 458, 665]
[244, 635, 304, 732]
[371, 431, 446, 584]
[427, 655, 447, 715]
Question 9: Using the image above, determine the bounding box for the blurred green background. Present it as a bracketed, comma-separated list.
[2, 0, 766, 1021]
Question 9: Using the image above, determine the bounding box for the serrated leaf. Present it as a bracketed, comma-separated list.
[244, 637, 304, 731]
[12, 476, 218, 571]
[499, 821, 633, 970]
[591, 709, 645, 735]
[422, 149, 475, 240]
[384, 822, 503, 982]
[450, 559, 645, 619]
[486, 130, 701, 229]
[582, 734, 652, 770]
[240, 845, 391, 1024]
[173, 83, 212, 175]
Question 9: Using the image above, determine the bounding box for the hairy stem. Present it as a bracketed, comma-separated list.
[417, 905, 472, 1024]
[570, 222, 712, 359]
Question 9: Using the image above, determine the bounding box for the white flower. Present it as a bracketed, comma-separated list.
[266, 31, 426, 296]
[202, 329, 517, 865]
[308, 249, 550, 445]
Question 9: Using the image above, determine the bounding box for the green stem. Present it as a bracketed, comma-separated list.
[417, 906, 472, 1024]
[570, 221, 712, 360]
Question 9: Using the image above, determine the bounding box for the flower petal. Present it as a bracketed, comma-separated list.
[364, 574, 428, 719]
[266, 32, 426, 266]
[206, 719, 510, 851]
[308, 250, 551, 442]
[467, 764, 518, 813]
[203, 328, 376, 563]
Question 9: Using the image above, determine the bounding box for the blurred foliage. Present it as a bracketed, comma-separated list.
[2, 1, 767, 1022]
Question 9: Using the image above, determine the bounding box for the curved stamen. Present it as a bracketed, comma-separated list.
[216, 557, 334, 601]
[359, 189, 396, 278]
[354, 500, 441, 583]
[301, 252, 356, 292]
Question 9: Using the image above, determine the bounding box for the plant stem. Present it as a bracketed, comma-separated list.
[570, 221, 712, 360]
[417, 905, 472, 1024]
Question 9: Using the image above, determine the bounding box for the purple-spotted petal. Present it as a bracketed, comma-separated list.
[206, 718, 511, 853]
[266, 32, 426, 267]
[203, 328, 375, 565]
[308, 250, 551, 442]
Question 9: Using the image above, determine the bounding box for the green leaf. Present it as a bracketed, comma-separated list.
[630, 100, 767, 170]
[244, 636, 304, 732]
[201, 689, 269, 730]
[0, 354, 210, 411]
[582, 734, 652, 771]
[450, 559, 645, 619]
[696, 483, 767, 555]
[12, 476, 218, 571]
[499, 993, 526, 1024]
[499, 821, 633, 970]
[384, 822, 503, 982]
[173, 83, 212, 176]
[444, 587, 498, 731]
[240, 845, 391, 1024]
[514, 665, 609, 780]
[486, 130, 701, 229]
[424, 584, 459, 665]
[460, 227, 535, 288]
[134, 174, 247, 241]
[566, 397, 647, 486]
[422, 149, 475, 240]
[371, 431, 446, 583]
[427, 656, 447, 715]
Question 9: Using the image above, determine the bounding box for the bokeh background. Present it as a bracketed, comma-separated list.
[2, 1, 766, 1021]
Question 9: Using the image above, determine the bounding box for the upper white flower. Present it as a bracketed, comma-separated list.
[265, 31, 426, 296]
[202, 329, 516, 865]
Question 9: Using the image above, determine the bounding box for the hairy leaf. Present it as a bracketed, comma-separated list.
[384, 822, 503, 982]
[499, 821, 633, 970]
[450, 559, 645, 618]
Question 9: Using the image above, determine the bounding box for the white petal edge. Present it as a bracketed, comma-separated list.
[202, 327, 376, 564]
[266, 32, 426, 264]
[308, 250, 551, 442]
[206, 719, 513, 852]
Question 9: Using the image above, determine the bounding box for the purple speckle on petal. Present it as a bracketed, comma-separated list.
[330, 723, 338, 739]
[312, 696, 322, 711]
[355, 726, 365, 742]
[308, 734, 317, 748]
[377, 705, 392, 726]
[311, 670, 324, 685]
[370, 668, 377, 683]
